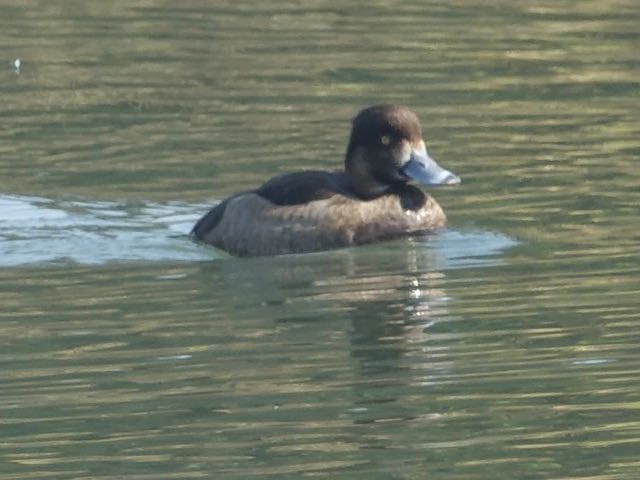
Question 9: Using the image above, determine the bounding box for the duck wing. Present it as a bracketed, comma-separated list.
[255, 170, 351, 206]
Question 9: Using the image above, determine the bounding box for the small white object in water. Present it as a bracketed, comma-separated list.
[14, 58, 21, 74]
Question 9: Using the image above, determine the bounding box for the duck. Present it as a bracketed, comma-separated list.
[191, 104, 460, 256]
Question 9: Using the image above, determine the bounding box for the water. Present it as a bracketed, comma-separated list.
[0, 193, 515, 266]
[2, 1, 640, 479]
[0, 194, 202, 265]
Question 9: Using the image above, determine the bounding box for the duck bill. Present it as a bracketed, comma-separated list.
[401, 150, 460, 186]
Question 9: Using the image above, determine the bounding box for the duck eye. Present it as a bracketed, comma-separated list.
[380, 135, 391, 146]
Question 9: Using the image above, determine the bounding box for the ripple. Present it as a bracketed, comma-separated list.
[0, 194, 516, 268]
[0, 194, 206, 266]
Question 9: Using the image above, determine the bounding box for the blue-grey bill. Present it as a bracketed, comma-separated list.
[401, 151, 461, 186]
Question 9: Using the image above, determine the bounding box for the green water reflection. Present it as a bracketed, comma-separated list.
[1, 1, 639, 479]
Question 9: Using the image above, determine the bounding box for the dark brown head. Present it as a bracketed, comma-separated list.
[345, 105, 460, 198]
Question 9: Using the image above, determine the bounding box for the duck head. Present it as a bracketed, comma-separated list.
[345, 105, 460, 198]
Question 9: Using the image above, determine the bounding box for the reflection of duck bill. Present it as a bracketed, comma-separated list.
[401, 150, 461, 186]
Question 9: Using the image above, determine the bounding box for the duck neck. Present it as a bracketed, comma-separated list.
[345, 150, 392, 199]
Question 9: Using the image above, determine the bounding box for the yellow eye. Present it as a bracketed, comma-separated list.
[380, 135, 391, 146]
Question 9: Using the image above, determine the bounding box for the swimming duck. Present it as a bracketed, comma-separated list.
[191, 104, 460, 256]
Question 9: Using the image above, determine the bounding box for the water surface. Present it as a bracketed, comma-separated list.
[1, 1, 639, 479]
